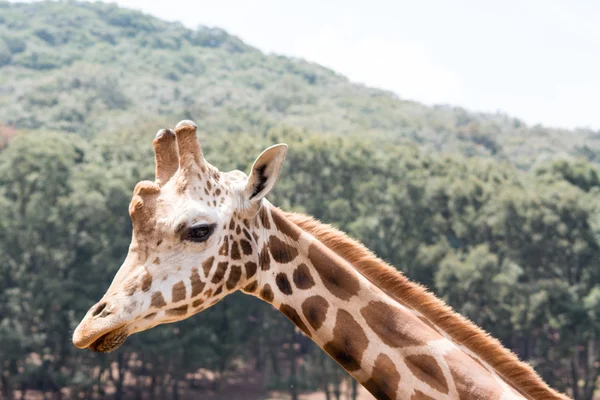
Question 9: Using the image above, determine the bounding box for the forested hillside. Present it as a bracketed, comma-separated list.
[1, 2, 600, 400]
[1, 1, 600, 167]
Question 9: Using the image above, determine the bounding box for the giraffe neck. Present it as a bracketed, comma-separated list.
[244, 203, 530, 400]
[244, 204, 523, 399]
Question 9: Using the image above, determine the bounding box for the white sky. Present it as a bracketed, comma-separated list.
[22, 0, 600, 129]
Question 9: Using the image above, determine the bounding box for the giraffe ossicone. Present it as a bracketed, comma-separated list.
[73, 121, 569, 400]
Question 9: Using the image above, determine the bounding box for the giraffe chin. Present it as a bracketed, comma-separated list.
[88, 326, 129, 353]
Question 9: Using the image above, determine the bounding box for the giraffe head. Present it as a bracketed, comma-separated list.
[72, 120, 287, 352]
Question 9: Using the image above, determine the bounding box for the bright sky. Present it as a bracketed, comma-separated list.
[26, 0, 600, 129]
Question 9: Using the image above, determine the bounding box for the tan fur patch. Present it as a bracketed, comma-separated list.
[323, 309, 368, 372]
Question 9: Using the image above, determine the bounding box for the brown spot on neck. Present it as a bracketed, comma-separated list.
[405, 355, 448, 394]
[231, 241, 241, 260]
[323, 309, 368, 372]
[308, 243, 360, 301]
[269, 235, 298, 263]
[259, 284, 274, 302]
[301, 295, 328, 331]
[293, 263, 315, 289]
[361, 301, 440, 348]
[275, 273, 293, 295]
[239, 239, 253, 255]
[244, 261, 257, 279]
[362, 353, 401, 400]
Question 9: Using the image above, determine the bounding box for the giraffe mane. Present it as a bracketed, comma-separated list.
[283, 210, 569, 400]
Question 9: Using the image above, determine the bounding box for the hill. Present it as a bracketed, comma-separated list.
[1, 0, 599, 168]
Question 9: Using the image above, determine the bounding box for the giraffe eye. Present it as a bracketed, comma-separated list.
[183, 223, 216, 243]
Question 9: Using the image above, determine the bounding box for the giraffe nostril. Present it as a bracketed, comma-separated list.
[92, 302, 111, 318]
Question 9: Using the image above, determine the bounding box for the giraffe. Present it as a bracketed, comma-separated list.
[73, 120, 569, 400]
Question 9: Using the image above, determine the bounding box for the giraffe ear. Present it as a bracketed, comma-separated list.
[244, 144, 288, 203]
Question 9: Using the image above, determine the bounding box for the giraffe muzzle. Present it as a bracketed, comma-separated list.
[72, 300, 130, 352]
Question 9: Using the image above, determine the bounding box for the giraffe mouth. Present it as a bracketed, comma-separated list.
[88, 325, 129, 353]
